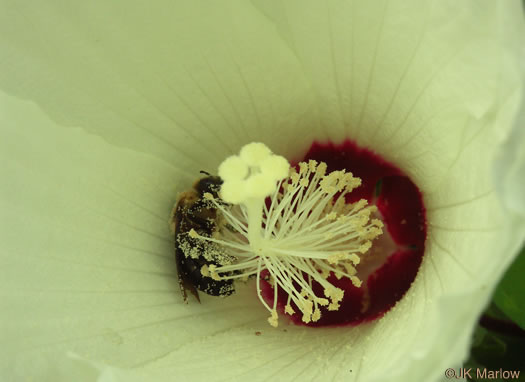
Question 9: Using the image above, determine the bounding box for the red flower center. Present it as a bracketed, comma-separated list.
[262, 139, 427, 326]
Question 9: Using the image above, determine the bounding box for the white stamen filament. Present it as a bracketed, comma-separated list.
[195, 142, 383, 327]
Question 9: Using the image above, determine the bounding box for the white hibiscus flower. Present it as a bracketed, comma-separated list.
[1, 1, 524, 381]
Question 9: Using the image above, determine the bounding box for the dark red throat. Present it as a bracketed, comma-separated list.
[262, 139, 427, 327]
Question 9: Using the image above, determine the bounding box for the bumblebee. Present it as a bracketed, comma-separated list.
[171, 173, 235, 303]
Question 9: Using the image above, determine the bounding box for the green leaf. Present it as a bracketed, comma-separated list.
[493, 246, 525, 330]
[465, 325, 525, 381]
[465, 250, 525, 382]
[484, 303, 511, 322]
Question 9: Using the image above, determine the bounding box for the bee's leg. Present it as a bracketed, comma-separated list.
[177, 272, 188, 304]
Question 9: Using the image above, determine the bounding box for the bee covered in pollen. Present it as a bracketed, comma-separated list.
[170, 172, 237, 303]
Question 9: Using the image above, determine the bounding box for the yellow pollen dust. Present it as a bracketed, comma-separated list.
[191, 143, 383, 327]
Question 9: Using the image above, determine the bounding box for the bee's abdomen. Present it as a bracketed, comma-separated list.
[175, 198, 236, 298]
[180, 254, 235, 297]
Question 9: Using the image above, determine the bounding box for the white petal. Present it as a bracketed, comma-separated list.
[0, 93, 268, 380]
[494, 90, 525, 219]
[253, 0, 525, 152]
[252, 1, 525, 381]
[0, 0, 317, 165]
